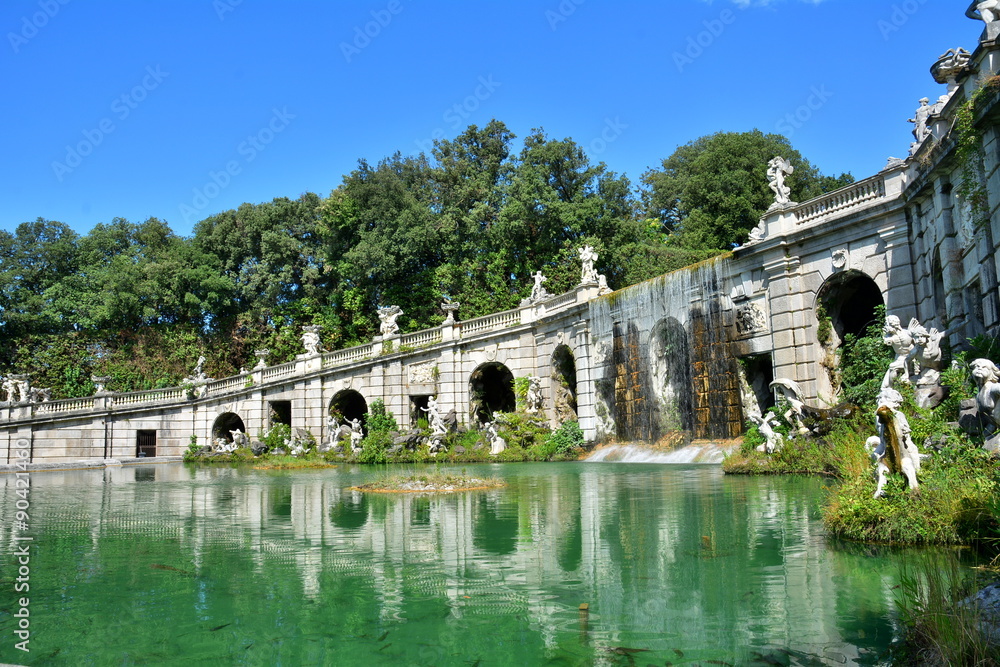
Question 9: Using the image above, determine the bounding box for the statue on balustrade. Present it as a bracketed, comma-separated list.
[766, 156, 794, 207]
[968, 1, 1000, 23]
[378, 305, 403, 337]
[301, 325, 322, 356]
[579, 245, 599, 284]
[529, 270, 549, 303]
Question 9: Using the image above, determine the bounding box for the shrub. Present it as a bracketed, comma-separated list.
[259, 423, 291, 452]
[546, 420, 584, 455]
[365, 398, 398, 434]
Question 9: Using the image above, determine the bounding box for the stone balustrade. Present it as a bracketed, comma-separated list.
[1, 284, 590, 424]
[795, 174, 887, 226]
[322, 344, 375, 369]
[460, 309, 521, 337]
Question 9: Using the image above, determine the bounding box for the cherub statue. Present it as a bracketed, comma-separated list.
[872, 388, 921, 498]
[348, 418, 364, 451]
[971, 358, 1000, 437]
[525, 376, 543, 413]
[192, 356, 206, 382]
[766, 156, 794, 205]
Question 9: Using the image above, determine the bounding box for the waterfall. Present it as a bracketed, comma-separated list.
[588, 255, 742, 443]
[583, 443, 736, 464]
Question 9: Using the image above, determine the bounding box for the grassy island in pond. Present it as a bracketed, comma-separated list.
[351, 472, 506, 493]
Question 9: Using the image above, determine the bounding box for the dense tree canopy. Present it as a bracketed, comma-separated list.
[0, 122, 852, 396]
[642, 130, 854, 250]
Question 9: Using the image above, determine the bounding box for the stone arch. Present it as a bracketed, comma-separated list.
[551, 344, 578, 423]
[212, 412, 246, 442]
[329, 389, 367, 427]
[816, 270, 884, 348]
[648, 317, 693, 434]
[469, 362, 515, 425]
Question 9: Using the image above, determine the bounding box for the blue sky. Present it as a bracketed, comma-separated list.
[0, 0, 979, 236]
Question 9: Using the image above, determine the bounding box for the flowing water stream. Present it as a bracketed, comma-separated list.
[0, 462, 964, 665]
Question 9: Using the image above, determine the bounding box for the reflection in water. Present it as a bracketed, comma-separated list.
[0, 463, 962, 665]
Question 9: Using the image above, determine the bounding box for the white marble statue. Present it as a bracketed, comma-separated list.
[597, 274, 612, 295]
[486, 420, 506, 456]
[530, 270, 548, 302]
[969, 0, 1000, 23]
[971, 358, 1000, 438]
[746, 219, 766, 245]
[229, 429, 248, 448]
[378, 305, 403, 337]
[192, 356, 206, 382]
[767, 156, 794, 206]
[579, 245, 599, 284]
[348, 418, 364, 452]
[421, 396, 447, 436]
[908, 97, 934, 147]
[872, 388, 921, 498]
[752, 411, 783, 454]
[2, 377, 16, 403]
[13, 378, 30, 404]
[769, 378, 808, 435]
[881, 315, 916, 387]
[301, 325, 322, 356]
[254, 349, 269, 370]
[526, 376, 543, 413]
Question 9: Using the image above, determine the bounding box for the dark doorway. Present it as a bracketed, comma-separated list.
[740, 354, 775, 415]
[469, 363, 515, 425]
[551, 345, 578, 423]
[136, 430, 156, 458]
[410, 395, 431, 428]
[268, 401, 292, 428]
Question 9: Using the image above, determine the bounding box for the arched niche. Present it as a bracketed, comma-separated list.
[212, 412, 246, 442]
[816, 270, 884, 349]
[469, 362, 515, 425]
[648, 317, 693, 433]
[329, 389, 368, 427]
[551, 344, 578, 423]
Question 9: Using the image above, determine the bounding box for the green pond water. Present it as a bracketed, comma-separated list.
[0, 461, 966, 666]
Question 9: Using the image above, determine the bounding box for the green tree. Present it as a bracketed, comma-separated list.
[642, 130, 853, 249]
